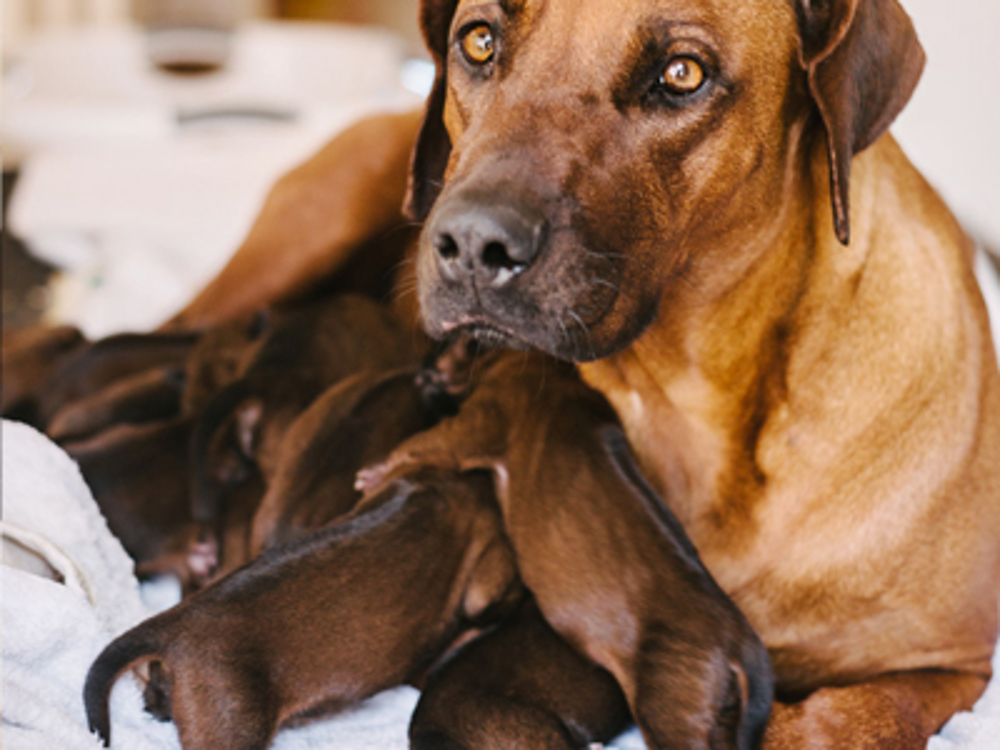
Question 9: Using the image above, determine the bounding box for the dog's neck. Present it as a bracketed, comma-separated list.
[579, 133, 868, 548]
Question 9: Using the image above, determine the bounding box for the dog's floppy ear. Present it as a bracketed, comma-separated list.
[796, 0, 924, 245]
[403, 0, 460, 222]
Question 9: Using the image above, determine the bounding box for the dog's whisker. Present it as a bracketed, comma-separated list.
[567, 308, 597, 361]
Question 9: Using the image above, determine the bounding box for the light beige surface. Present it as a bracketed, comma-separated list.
[885, 1, 1000, 248]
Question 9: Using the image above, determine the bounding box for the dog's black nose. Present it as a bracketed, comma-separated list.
[429, 198, 547, 287]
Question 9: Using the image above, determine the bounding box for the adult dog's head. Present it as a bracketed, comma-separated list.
[406, 0, 923, 361]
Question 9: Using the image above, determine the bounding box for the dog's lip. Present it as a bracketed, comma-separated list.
[439, 316, 524, 347]
[441, 315, 516, 336]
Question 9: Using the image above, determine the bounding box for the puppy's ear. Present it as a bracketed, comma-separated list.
[403, 0, 461, 222]
[796, 0, 924, 245]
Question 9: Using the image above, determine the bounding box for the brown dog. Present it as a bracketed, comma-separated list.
[410, 596, 632, 749]
[397, 0, 1000, 746]
[84, 467, 521, 750]
[32, 331, 198, 429]
[181, 309, 272, 416]
[248, 334, 483, 556]
[363, 352, 774, 748]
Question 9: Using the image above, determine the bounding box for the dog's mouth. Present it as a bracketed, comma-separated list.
[443, 318, 529, 351]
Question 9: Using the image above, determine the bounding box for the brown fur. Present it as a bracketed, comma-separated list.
[167, 111, 425, 331]
[400, 0, 1000, 745]
[364, 352, 774, 748]
[84, 468, 522, 750]
[47, 365, 185, 444]
[1, 324, 87, 424]
[190, 295, 424, 576]
[248, 363, 460, 556]
[410, 597, 632, 749]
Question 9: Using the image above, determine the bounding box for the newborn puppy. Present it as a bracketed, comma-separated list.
[65, 417, 259, 592]
[36, 331, 198, 428]
[249, 334, 481, 555]
[192, 295, 421, 520]
[362, 353, 774, 749]
[249, 368, 450, 556]
[47, 365, 186, 443]
[1, 324, 87, 424]
[85, 467, 521, 750]
[410, 597, 631, 750]
[181, 309, 272, 416]
[65, 418, 196, 575]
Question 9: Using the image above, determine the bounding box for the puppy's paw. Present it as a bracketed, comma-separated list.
[186, 539, 218, 586]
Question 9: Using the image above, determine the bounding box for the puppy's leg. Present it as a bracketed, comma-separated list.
[170, 661, 276, 750]
[355, 411, 506, 495]
[411, 600, 630, 750]
[763, 669, 987, 749]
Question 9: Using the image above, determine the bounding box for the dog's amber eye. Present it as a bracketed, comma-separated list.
[659, 57, 704, 94]
[461, 24, 495, 65]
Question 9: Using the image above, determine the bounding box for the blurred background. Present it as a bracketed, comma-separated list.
[2, 0, 998, 335]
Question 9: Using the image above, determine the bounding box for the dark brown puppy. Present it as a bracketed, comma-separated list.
[191, 294, 422, 563]
[1, 324, 87, 424]
[65, 417, 260, 591]
[48, 365, 186, 443]
[66, 418, 196, 576]
[181, 309, 272, 415]
[84, 467, 521, 750]
[249, 368, 449, 555]
[363, 353, 773, 749]
[35, 331, 198, 428]
[410, 597, 631, 750]
[249, 335, 479, 556]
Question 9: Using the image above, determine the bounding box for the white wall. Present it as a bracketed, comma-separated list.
[893, 0, 1000, 249]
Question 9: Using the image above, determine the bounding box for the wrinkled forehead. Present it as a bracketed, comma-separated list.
[450, 0, 798, 84]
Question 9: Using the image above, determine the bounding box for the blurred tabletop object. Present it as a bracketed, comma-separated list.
[2, 17, 428, 336]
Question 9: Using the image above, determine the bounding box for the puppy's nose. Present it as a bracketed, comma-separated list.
[429, 199, 547, 286]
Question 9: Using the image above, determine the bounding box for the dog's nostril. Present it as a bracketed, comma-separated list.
[436, 234, 460, 260]
[482, 241, 521, 271]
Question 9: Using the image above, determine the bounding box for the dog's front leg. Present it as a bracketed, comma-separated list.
[764, 669, 987, 749]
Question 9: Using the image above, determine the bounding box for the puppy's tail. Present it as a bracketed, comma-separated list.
[83, 619, 164, 746]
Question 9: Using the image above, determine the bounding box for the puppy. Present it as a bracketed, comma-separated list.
[190, 295, 422, 554]
[249, 368, 449, 555]
[1, 324, 87, 424]
[362, 352, 774, 749]
[410, 596, 631, 750]
[249, 335, 481, 556]
[35, 331, 198, 428]
[84, 467, 521, 750]
[47, 365, 186, 444]
[181, 309, 272, 416]
[65, 418, 197, 575]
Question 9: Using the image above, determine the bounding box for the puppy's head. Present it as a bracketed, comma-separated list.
[407, 0, 923, 361]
